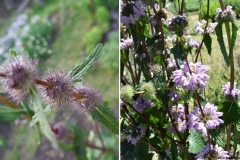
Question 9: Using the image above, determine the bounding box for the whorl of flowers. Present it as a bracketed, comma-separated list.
[133, 96, 153, 112]
[189, 39, 200, 49]
[215, 6, 234, 23]
[195, 144, 230, 159]
[194, 20, 218, 35]
[0, 54, 38, 103]
[73, 84, 103, 112]
[127, 125, 146, 144]
[173, 61, 210, 92]
[168, 104, 187, 134]
[187, 103, 224, 135]
[121, 85, 133, 102]
[120, 0, 146, 28]
[222, 82, 240, 99]
[167, 15, 188, 32]
[38, 70, 74, 107]
[120, 37, 134, 51]
[140, 82, 156, 100]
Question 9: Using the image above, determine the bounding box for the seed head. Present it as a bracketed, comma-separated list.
[73, 84, 103, 112]
[140, 82, 156, 100]
[38, 70, 74, 107]
[0, 54, 38, 103]
[121, 85, 133, 102]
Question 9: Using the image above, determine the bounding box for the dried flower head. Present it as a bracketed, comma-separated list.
[38, 70, 74, 107]
[73, 84, 103, 112]
[215, 6, 234, 23]
[0, 54, 38, 103]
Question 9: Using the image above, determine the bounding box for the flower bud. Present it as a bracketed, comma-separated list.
[168, 15, 188, 32]
[51, 122, 67, 141]
[120, 85, 133, 102]
[140, 82, 156, 100]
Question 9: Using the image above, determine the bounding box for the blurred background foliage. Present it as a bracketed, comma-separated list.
[0, 0, 118, 159]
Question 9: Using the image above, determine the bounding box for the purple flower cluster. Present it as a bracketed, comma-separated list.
[167, 59, 177, 70]
[195, 144, 229, 159]
[215, 6, 234, 23]
[168, 104, 187, 134]
[194, 20, 218, 35]
[222, 82, 240, 98]
[133, 96, 153, 112]
[127, 125, 146, 144]
[189, 39, 200, 49]
[168, 90, 180, 102]
[187, 103, 223, 135]
[120, 0, 146, 28]
[120, 37, 134, 51]
[173, 61, 210, 92]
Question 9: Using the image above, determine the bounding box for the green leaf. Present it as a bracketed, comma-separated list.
[70, 44, 102, 82]
[209, 129, 225, 148]
[90, 105, 119, 134]
[219, 101, 240, 126]
[171, 141, 178, 160]
[134, 142, 152, 160]
[0, 106, 27, 122]
[229, 22, 238, 59]
[187, 129, 204, 154]
[203, 34, 212, 55]
[170, 44, 184, 69]
[121, 139, 134, 159]
[9, 48, 17, 56]
[215, 23, 230, 66]
[66, 122, 87, 160]
[30, 88, 57, 147]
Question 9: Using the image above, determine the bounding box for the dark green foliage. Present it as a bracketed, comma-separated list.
[215, 23, 230, 66]
[203, 34, 212, 55]
[121, 139, 135, 160]
[134, 142, 152, 160]
[219, 101, 240, 126]
[171, 44, 185, 69]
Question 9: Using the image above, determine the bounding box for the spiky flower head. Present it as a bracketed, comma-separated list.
[167, 15, 188, 32]
[38, 70, 74, 107]
[121, 85, 133, 102]
[51, 122, 68, 141]
[140, 82, 156, 100]
[73, 84, 103, 112]
[0, 54, 38, 103]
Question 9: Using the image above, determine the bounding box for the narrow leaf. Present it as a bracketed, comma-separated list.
[187, 129, 204, 154]
[66, 122, 87, 160]
[90, 105, 119, 134]
[229, 22, 238, 59]
[0, 107, 27, 114]
[171, 44, 184, 69]
[31, 88, 57, 147]
[70, 44, 102, 82]
[215, 23, 230, 66]
[203, 34, 212, 55]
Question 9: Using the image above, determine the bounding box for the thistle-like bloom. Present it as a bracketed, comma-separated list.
[121, 85, 133, 102]
[194, 20, 218, 35]
[222, 82, 240, 98]
[127, 125, 146, 144]
[0, 55, 38, 103]
[51, 122, 68, 141]
[167, 15, 188, 32]
[215, 6, 234, 23]
[120, 37, 134, 51]
[187, 103, 224, 135]
[73, 84, 103, 112]
[195, 144, 230, 159]
[120, 0, 146, 28]
[38, 70, 74, 107]
[133, 96, 153, 112]
[173, 61, 210, 92]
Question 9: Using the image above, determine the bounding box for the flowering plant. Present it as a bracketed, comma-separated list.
[0, 44, 118, 159]
[120, 0, 240, 159]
